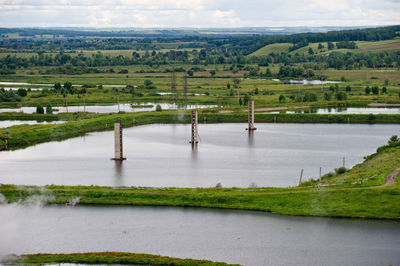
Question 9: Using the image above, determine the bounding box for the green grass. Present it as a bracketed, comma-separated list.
[7, 252, 239, 265]
[250, 38, 400, 57]
[249, 43, 292, 56]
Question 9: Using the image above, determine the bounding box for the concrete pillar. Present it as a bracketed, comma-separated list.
[319, 167, 322, 181]
[190, 110, 199, 144]
[113, 122, 126, 160]
[246, 100, 256, 131]
[299, 168, 304, 185]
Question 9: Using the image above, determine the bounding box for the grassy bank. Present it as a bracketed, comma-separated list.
[2, 110, 400, 150]
[1, 184, 398, 219]
[7, 252, 239, 266]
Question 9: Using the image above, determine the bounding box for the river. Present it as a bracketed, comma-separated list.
[0, 123, 396, 187]
[0, 204, 398, 266]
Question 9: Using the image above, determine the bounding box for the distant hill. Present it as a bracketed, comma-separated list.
[0, 26, 373, 38]
[249, 38, 400, 56]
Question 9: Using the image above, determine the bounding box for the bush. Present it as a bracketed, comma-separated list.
[17, 88, 27, 97]
[334, 167, 348, 175]
[46, 105, 53, 114]
[36, 104, 44, 114]
[155, 104, 162, 112]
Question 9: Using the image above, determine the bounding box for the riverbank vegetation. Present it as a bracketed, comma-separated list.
[6, 252, 239, 265]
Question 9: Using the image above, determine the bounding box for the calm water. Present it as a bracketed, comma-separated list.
[272, 79, 341, 85]
[0, 120, 64, 128]
[0, 205, 399, 266]
[0, 123, 397, 187]
[286, 107, 400, 115]
[0, 103, 217, 114]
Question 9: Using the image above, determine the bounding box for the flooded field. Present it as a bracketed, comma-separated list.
[0, 103, 217, 114]
[285, 107, 400, 115]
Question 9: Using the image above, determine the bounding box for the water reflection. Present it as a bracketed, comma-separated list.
[191, 144, 198, 158]
[113, 161, 124, 186]
[248, 130, 255, 147]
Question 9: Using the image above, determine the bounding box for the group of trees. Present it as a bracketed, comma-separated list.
[365, 85, 387, 95]
[1, 25, 399, 73]
[36, 104, 53, 114]
[2, 48, 398, 75]
[278, 65, 315, 78]
[0, 89, 20, 102]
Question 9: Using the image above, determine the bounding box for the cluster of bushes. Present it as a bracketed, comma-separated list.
[365, 85, 387, 95]
[377, 135, 400, 152]
[36, 104, 53, 114]
[278, 65, 315, 79]
[0, 88, 21, 102]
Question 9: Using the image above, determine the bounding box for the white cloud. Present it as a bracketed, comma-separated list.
[0, 0, 399, 27]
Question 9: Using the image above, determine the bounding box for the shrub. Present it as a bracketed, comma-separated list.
[36, 104, 44, 114]
[155, 104, 162, 112]
[334, 167, 348, 175]
[17, 88, 27, 97]
[46, 105, 53, 114]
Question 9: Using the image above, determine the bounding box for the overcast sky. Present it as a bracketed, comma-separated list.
[0, 0, 399, 28]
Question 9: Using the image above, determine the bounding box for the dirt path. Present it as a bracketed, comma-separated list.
[381, 168, 400, 187]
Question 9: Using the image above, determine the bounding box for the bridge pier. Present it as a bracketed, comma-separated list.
[112, 122, 126, 160]
[246, 100, 257, 131]
[189, 110, 199, 145]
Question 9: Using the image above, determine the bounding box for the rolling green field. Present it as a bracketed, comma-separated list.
[249, 38, 400, 56]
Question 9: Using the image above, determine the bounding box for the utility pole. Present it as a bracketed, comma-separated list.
[183, 72, 188, 108]
[117, 88, 120, 112]
[171, 72, 177, 104]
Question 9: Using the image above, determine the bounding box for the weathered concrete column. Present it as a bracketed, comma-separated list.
[112, 122, 126, 160]
[189, 110, 199, 144]
[298, 168, 304, 185]
[246, 100, 256, 131]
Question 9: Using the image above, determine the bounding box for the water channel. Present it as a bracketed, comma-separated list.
[283, 107, 400, 115]
[271, 79, 341, 85]
[0, 123, 397, 187]
[0, 103, 217, 114]
[0, 205, 399, 266]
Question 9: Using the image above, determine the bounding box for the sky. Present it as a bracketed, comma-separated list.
[0, 0, 399, 28]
